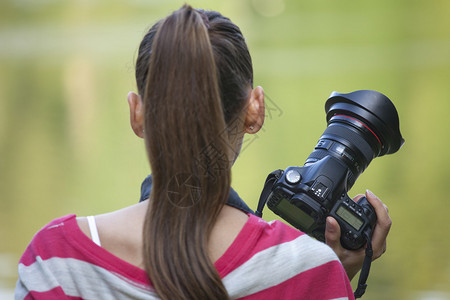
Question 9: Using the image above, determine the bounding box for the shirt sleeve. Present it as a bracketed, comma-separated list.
[15, 216, 74, 300]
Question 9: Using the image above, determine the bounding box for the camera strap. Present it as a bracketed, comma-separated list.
[354, 231, 374, 298]
[255, 169, 283, 218]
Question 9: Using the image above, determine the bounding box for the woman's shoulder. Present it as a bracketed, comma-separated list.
[219, 214, 341, 277]
[18, 214, 82, 274]
[19, 203, 145, 265]
[36, 214, 77, 235]
[24, 214, 77, 248]
[248, 215, 339, 261]
[16, 211, 154, 300]
[78, 201, 148, 268]
[221, 215, 352, 299]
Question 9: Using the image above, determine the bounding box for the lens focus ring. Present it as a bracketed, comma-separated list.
[322, 124, 374, 166]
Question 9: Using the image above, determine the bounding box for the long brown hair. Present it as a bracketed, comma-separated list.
[135, 5, 253, 299]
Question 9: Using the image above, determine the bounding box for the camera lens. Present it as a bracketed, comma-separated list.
[305, 90, 404, 188]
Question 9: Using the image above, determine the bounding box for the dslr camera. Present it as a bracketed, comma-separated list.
[256, 90, 404, 250]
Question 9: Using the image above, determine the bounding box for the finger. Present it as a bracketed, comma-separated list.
[366, 189, 391, 231]
[365, 190, 391, 258]
[352, 194, 365, 202]
[325, 216, 342, 253]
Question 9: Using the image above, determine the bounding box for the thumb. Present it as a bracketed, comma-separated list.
[325, 216, 341, 249]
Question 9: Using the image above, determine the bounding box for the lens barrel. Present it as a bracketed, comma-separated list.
[305, 90, 404, 188]
[325, 90, 404, 156]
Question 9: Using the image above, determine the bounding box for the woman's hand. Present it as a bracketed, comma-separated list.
[325, 190, 392, 280]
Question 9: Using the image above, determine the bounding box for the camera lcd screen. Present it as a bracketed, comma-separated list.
[276, 197, 315, 230]
[336, 205, 363, 230]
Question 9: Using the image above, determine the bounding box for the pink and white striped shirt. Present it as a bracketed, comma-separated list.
[16, 214, 354, 299]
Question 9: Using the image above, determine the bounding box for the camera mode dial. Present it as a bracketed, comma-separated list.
[285, 169, 301, 184]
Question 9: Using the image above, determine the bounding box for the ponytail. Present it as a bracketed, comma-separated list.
[142, 5, 230, 300]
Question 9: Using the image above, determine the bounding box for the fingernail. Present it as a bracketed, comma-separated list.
[366, 189, 375, 197]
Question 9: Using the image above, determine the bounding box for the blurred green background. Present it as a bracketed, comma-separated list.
[1, 0, 449, 299]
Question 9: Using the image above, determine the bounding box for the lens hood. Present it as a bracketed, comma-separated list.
[325, 90, 404, 156]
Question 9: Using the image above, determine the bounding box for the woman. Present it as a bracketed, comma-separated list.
[16, 5, 391, 299]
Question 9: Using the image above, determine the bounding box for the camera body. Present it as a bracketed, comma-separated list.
[257, 90, 404, 250]
[267, 158, 376, 250]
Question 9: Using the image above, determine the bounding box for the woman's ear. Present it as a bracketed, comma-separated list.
[127, 91, 144, 138]
[245, 86, 265, 134]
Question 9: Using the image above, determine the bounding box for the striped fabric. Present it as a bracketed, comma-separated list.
[16, 214, 354, 300]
